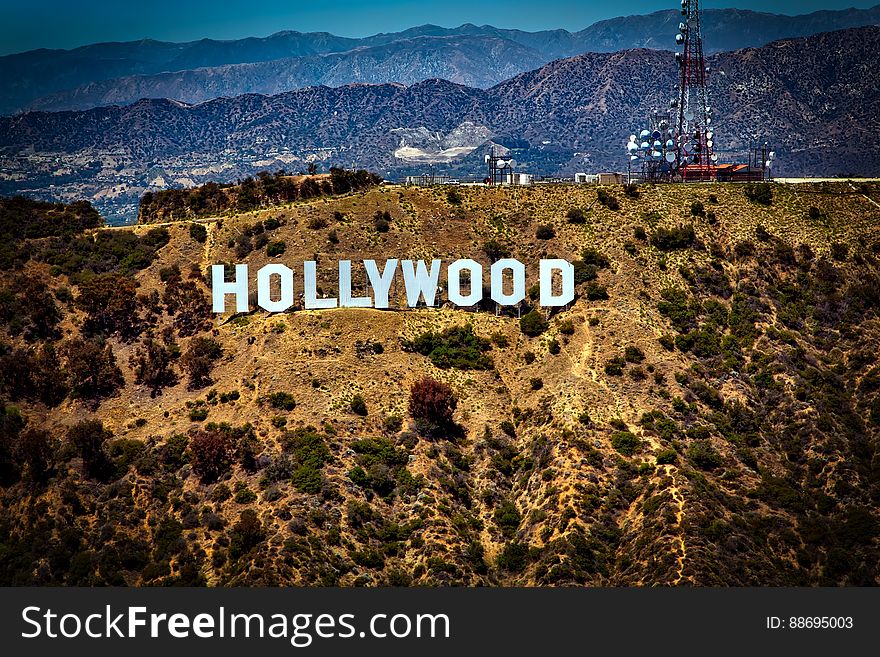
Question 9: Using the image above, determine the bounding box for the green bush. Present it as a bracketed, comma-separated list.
[350, 394, 368, 416]
[624, 346, 645, 363]
[403, 325, 493, 370]
[687, 441, 723, 470]
[536, 225, 556, 240]
[566, 208, 588, 224]
[497, 542, 530, 572]
[520, 310, 549, 337]
[493, 500, 521, 538]
[268, 391, 296, 411]
[611, 431, 640, 456]
[744, 183, 773, 205]
[189, 223, 208, 243]
[656, 448, 678, 465]
[651, 225, 696, 251]
[597, 189, 620, 211]
[547, 338, 561, 355]
[281, 426, 331, 494]
[266, 240, 287, 257]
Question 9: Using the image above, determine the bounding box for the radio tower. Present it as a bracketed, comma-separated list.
[673, 0, 716, 180]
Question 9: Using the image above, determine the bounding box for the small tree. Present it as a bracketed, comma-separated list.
[181, 337, 222, 389]
[68, 419, 114, 480]
[15, 428, 54, 483]
[189, 429, 235, 482]
[130, 335, 178, 395]
[520, 310, 549, 337]
[409, 377, 456, 432]
[62, 338, 124, 401]
[76, 273, 139, 337]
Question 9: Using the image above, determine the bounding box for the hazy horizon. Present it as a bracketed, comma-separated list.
[0, 1, 877, 56]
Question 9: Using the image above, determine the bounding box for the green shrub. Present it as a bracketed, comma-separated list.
[744, 183, 773, 205]
[530, 377, 544, 390]
[188, 223, 207, 243]
[547, 338, 561, 355]
[403, 325, 493, 370]
[597, 189, 620, 211]
[493, 500, 521, 538]
[497, 542, 530, 572]
[350, 394, 368, 416]
[281, 426, 331, 494]
[558, 319, 575, 335]
[536, 225, 555, 240]
[624, 346, 645, 363]
[520, 310, 549, 337]
[651, 225, 696, 251]
[566, 208, 588, 224]
[690, 201, 705, 216]
[447, 190, 463, 205]
[189, 407, 209, 422]
[656, 448, 678, 465]
[268, 391, 296, 411]
[611, 431, 640, 456]
[687, 441, 722, 470]
[266, 240, 287, 257]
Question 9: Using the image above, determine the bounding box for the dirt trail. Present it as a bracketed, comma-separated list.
[664, 464, 688, 585]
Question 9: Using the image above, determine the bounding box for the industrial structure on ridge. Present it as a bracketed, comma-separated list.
[404, 0, 775, 188]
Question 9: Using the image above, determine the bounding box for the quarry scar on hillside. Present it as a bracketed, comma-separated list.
[211, 258, 575, 313]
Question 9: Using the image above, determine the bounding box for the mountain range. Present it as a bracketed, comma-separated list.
[3, 5, 880, 114]
[2, 26, 878, 222]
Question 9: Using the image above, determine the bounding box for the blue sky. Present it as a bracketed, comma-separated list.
[0, 1, 876, 55]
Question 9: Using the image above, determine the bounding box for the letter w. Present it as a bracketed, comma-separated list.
[401, 260, 441, 307]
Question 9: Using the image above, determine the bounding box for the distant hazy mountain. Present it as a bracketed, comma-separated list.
[24, 36, 547, 112]
[2, 5, 879, 114]
[2, 26, 878, 221]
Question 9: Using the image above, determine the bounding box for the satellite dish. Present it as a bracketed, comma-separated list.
[706, 131, 714, 140]
[496, 160, 507, 167]
[630, 155, 639, 161]
[629, 134, 637, 142]
[768, 151, 776, 160]
[651, 150, 662, 159]
[666, 139, 675, 148]
[670, 98, 678, 108]
[711, 153, 718, 162]
[484, 155, 490, 163]
[640, 141, 650, 149]
[679, 22, 686, 31]
[706, 139, 713, 148]
[665, 151, 676, 163]
[684, 110, 694, 121]
[706, 117, 712, 124]
[509, 159, 517, 168]
[676, 34, 684, 44]
[652, 130, 661, 140]
[653, 140, 662, 149]
[659, 120, 669, 130]
[639, 129, 650, 139]
[627, 142, 638, 152]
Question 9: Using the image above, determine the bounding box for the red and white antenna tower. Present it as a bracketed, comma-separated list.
[673, 0, 716, 180]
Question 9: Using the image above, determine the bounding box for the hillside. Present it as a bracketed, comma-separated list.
[2, 26, 879, 223]
[5, 5, 880, 115]
[1, 180, 879, 586]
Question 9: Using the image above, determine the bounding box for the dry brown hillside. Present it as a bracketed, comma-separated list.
[1, 180, 879, 586]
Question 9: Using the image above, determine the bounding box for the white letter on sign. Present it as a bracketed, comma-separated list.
[490, 259, 525, 305]
[539, 259, 575, 307]
[401, 260, 441, 307]
[257, 264, 294, 312]
[212, 264, 249, 313]
[447, 259, 482, 306]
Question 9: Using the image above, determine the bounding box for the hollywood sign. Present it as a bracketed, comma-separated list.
[211, 259, 574, 313]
